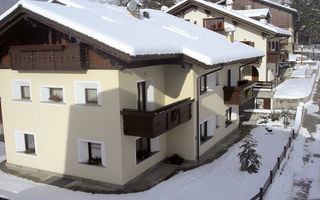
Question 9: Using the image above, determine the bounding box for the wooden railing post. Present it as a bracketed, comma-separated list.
[259, 188, 263, 200]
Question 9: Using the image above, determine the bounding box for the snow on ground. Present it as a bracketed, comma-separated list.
[0, 126, 291, 200]
[291, 65, 314, 78]
[264, 101, 320, 200]
[274, 74, 315, 99]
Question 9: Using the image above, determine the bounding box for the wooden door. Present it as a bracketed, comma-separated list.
[252, 67, 259, 82]
[263, 98, 271, 109]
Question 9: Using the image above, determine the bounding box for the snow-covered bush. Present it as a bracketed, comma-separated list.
[269, 111, 281, 121]
[237, 135, 262, 173]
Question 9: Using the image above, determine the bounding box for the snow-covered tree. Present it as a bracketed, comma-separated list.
[237, 135, 262, 173]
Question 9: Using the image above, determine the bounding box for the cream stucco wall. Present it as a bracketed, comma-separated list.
[180, 7, 269, 81]
[0, 69, 125, 185]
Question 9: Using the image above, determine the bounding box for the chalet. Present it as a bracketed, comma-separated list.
[166, 0, 291, 110]
[217, 0, 298, 53]
[0, 0, 263, 187]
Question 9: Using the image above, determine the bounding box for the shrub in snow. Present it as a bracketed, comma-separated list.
[269, 111, 281, 121]
[168, 154, 184, 165]
[237, 135, 262, 173]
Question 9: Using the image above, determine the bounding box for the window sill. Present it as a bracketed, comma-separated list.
[136, 151, 159, 166]
[40, 101, 66, 106]
[199, 89, 214, 98]
[74, 104, 102, 108]
[79, 162, 105, 168]
[16, 151, 38, 157]
[12, 99, 32, 103]
[200, 136, 213, 146]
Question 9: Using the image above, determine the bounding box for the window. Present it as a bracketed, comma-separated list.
[241, 41, 255, 47]
[203, 18, 224, 31]
[216, 114, 220, 129]
[78, 139, 105, 167]
[225, 107, 232, 127]
[40, 86, 65, 103]
[216, 72, 220, 86]
[49, 88, 63, 102]
[137, 81, 146, 110]
[11, 79, 32, 101]
[225, 106, 238, 127]
[15, 131, 36, 155]
[199, 73, 215, 95]
[136, 137, 159, 164]
[85, 89, 98, 104]
[200, 117, 214, 145]
[200, 75, 207, 94]
[185, 19, 190, 22]
[74, 81, 101, 106]
[243, 4, 252, 10]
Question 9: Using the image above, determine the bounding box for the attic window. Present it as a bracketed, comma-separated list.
[203, 18, 224, 32]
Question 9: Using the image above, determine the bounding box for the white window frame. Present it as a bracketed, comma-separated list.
[14, 131, 37, 156]
[77, 139, 106, 167]
[74, 81, 102, 106]
[199, 116, 215, 145]
[216, 71, 220, 86]
[40, 85, 66, 104]
[199, 73, 215, 96]
[135, 136, 160, 165]
[11, 79, 32, 102]
[216, 113, 220, 129]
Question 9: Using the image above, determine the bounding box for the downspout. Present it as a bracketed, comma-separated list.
[196, 66, 223, 162]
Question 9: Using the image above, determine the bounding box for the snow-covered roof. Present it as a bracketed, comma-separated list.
[236, 8, 272, 19]
[166, 0, 291, 37]
[216, 0, 297, 13]
[0, 0, 264, 67]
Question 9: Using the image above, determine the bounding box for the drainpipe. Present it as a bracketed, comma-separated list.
[196, 66, 223, 162]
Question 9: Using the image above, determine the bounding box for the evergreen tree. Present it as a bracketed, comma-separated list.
[237, 135, 262, 173]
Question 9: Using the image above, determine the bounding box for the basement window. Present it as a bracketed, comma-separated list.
[15, 131, 37, 155]
[200, 117, 214, 145]
[136, 137, 159, 164]
[78, 139, 105, 167]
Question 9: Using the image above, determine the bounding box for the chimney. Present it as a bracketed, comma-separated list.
[225, 23, 236, 42]
[259, 14, 267, 25]
[127, 0, 142, 19]
[226, 0, 233, 10]
[161, 6, 168, 12]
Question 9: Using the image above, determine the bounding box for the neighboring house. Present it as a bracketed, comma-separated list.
[217, 0, 298, 53]
[0, 0, 263, 187]
[166, 0, 291, 110]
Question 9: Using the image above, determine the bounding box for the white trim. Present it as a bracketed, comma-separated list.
[11, 79, 32, 101]
[40, 85, 66, 104]
[77, 138, 106, 167]
[74, 80, 102, 106]
[14, 130, 38, 157]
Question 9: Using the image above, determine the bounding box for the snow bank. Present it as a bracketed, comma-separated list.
[292, 103, 304, 134]
[0, 126, 291, 200]
[274, 74, 315, 99]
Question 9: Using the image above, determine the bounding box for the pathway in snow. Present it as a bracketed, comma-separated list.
[265, 75, 320, 200]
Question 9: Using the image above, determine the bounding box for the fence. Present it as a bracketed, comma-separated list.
[250, 130, 295, 200]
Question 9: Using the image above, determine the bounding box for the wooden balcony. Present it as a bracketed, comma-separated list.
[267, 51, 281, 63]
[122, 98, 194, 138]
[224, 81, 255, 105]
[9, 44, 87, 70]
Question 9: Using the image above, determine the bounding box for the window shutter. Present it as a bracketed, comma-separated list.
[15, 132, 26, 152]
[150, 137, 160, 152]
[231, 105, 238, 120]
[207, 118, 214, 136]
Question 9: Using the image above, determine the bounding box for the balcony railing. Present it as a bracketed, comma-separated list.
[253, 81, 276, 91]
[224, 81, 255, 105]
[267, 51, 281, 63]
[9, 44, 87, 70]
[122, 98, 194, 138]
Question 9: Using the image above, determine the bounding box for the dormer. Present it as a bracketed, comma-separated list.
[127, 0, 142, 19]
